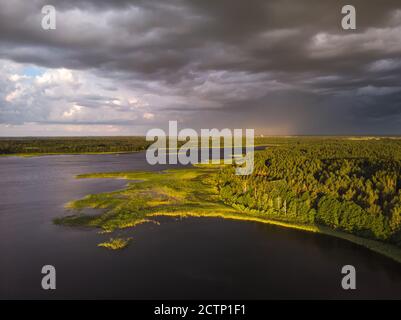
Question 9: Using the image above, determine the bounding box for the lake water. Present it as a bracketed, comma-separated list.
[1, 152, 401, 299]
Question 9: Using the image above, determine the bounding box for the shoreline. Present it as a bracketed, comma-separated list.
[146, 211, 401, 264]
[0, 144, 270, 158]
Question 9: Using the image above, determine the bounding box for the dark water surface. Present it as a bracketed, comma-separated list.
[1, 152, 401, 299]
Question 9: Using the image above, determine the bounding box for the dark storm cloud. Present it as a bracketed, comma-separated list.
[1, 0, 401, 134]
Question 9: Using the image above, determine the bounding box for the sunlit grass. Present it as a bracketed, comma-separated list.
[98, 237, 132, 250]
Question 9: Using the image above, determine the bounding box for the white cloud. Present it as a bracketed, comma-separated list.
[8, 74, 28, 82]
[0, 59, 165, 128]
[62, 104, 83, 118]
[36, 68, 74, 85]
[5, 89, 20, 102]
[368, 59, 401, 72]
[143, 112, 154, 120]
[309, 25, 401, 58]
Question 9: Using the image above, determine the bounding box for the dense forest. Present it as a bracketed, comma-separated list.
[0, 137, 151, 154]
[217, 138, 401, 247]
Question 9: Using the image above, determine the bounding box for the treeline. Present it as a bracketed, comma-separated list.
[1, 135, 386, 155]
[0, 137, 151, 154]
[216, 138, 401, 246]
[0, 135, 258, 155]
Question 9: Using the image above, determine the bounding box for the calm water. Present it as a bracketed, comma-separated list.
[1, 152, 401, 299]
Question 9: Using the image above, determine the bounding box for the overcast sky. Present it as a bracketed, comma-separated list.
[0, 0, 401, 136]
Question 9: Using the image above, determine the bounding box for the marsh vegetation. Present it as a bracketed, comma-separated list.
[98, 237, 132, 250]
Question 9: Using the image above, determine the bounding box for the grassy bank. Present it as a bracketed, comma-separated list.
[54, 165, 401, 263]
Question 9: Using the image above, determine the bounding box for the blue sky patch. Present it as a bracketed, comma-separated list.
[22, 66, 45, 77]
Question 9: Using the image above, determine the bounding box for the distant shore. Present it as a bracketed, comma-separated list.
[0, 151, 141, 157]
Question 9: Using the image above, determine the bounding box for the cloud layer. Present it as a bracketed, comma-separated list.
[1, 0, 401, 135]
